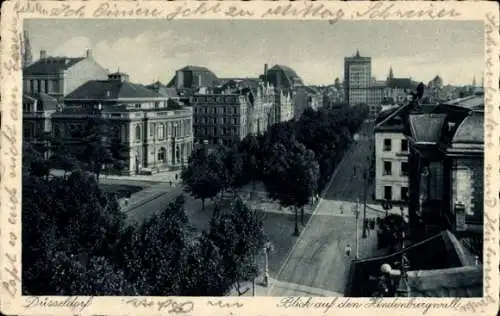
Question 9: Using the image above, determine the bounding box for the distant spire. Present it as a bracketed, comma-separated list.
[472, 75, 476, 87]
[481, 75, 484, 87]
[388, 66, 394, 80]
[22, 30, 33, 67]
[355, 49, 360, 57]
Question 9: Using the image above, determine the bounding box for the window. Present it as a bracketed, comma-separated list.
[150, 123, 155, 137]
[158, 124, 165, 140]
[158, 147, 166, 162]
[401, 187, 409, 201]
[383, 161, 392, 176]
[135, 125, 141, 142]
[401, 162, 409, 176]
[383, 139, 392, 151]
[135, 104, 141, 109]
[384, 186, 393, 200]
[401, 139, 409, 152]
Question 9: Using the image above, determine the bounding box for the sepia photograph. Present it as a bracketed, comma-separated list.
[17, 17, 489, 300]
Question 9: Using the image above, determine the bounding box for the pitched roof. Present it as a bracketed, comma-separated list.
[179, 65, 214, 72]
[408, 113, 447, 144]
[452, 112, 484, 144]
[23, 57, 85, 75]
[23, 92, 59, 111]
[405, 265, 483, 297]
[443, 95, 484, 111]
[65, 79, 164, 100]
[387, 78, 418, 90]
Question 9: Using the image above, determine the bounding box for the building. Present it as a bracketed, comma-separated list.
[264, 64, 304, 90]
[167, 65, 218, 94]
[293, 86, 322, 119]
[22, 93, 59, 157]
[404, 97, 484, 241]
[23, 49, 109, 102]
[54, 72, 193, 175]
[384, 68, 420, 105]
[344, 50, 372, 105]
[367, 81, 386, 117]
[374, 106, 410, 202]
[191, 89, 250, 147]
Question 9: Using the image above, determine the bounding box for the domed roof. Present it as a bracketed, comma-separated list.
[452, 112, 484, 144]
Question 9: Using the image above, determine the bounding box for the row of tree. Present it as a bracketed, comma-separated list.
[23, 118, 267, 295]
[181, 103, 369, 235]
[23, 166, 266, 295]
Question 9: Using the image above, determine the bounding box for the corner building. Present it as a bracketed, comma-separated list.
[55, 72, 193, 175]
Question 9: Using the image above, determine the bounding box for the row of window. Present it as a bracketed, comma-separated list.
[194, 106, 242, 115]
[383, 161, 409, 177]
[383, 186, 408, 201]
[136, 120, 192, 142]
[194, 126, 242, 137]
[24, 79, 59, 94]
[383, 138, 408, 152]
[192, 96, 237, 103]
[194, 117, 243, 125]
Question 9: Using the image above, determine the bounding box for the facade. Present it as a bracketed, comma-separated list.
[403, 98, 484, 241]
[293, 86, 322, 119]
[54, 72, 193, 175]
[374, 107, 410, 202]
[344, 50, 372, 105]
[274, 89, 294, 123]
[23, 49, 109, 102]
[191, 92, 249, 147]
[22, 93, 59, 157]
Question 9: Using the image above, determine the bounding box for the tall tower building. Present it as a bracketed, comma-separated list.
[22, 30, 33, 67]
[344, 50, 372, 105]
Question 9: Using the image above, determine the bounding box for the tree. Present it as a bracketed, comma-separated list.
[262, 140, 319, 236]
[208, 199, 266, 295]
[181, 147, 228, 214]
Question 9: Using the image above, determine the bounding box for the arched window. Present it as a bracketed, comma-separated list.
[158, 124, 165, 140]
[135, 125, 141, 142]
[158, 147, 166, 162]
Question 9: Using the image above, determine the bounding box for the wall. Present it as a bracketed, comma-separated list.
[374, 131, 409, 201]
[64, 58, 108, 96]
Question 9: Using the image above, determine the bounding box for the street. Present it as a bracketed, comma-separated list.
[268, 121, 383, 296]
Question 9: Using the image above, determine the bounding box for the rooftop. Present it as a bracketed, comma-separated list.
[387, 78, 419, 90]
[65, 78, 165, 100]
[408, 113, 448, 144]
[452, 111, 484, 144]
[23, 92, 59, 111]
[23, 57, 85, 75]
[443, 95, 484, 111]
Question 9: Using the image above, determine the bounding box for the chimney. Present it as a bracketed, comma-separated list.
[40, 50, 47, 59]
[264, 63, 268, 82]
[85, 49, 92, 59]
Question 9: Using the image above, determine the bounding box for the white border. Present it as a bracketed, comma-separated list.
[1, 1, 499, 316]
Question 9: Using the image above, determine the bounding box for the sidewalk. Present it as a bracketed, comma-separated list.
[50, 169, 182, 184]
[120, 181, 181, 211]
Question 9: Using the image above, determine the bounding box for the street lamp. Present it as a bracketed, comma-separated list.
[352, 199, 360, 259]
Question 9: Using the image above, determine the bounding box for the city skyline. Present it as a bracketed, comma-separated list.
[25, 19, 484, 86]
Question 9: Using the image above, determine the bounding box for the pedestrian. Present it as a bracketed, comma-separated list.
[345, 244, 352, 257]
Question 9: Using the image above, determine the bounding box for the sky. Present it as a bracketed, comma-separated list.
[25, 19, 484, 86]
